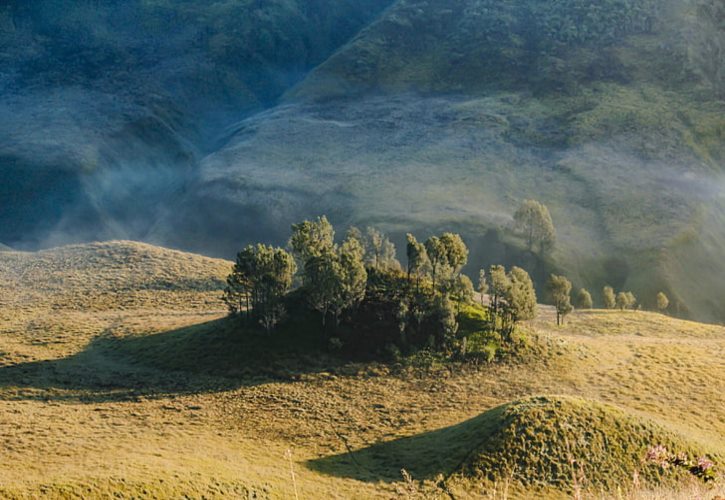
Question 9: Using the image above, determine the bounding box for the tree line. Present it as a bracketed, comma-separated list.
[223, 215, 541, 358]
[223, 202, 672, 358]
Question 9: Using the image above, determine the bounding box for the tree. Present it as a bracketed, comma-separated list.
[335, 234, 368, 324]
[364, 226, 400, 271]
[616, 291, 636, 311]
[223, 246, 255, 317]
[424, 236, 449, 292]
[513, 199, 556, 253]
[489, 265, 511, 322]
[576, 288, 593, 310]
[289, 216, 335, 264]
[450, 274, 475, 312]
[304, 251, 341, 327]
[501, 266, 537, 337]
[433, 294, 459, 349]
[656, 292, 670, 313]
[439, 233, 469, 275]
[406, 233, 430, 287]
[223, 244, 296, 333]
[301, 231, 368, 328]
[478, 269, 489, 307]
[603, 286, 616, 310]
[548, 274, 573, 326]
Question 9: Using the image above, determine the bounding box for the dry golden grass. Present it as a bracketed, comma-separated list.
[0, 242, 723, 498]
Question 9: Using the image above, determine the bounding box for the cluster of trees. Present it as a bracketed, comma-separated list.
[546, 275, 671, 326]
[223, 216, 541, 357]
[223, 244, 297, 333]
[223, 207, 673, 357]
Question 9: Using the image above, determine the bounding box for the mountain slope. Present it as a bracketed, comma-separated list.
[159, 0, 725, 322]
[1, 0, 723, 322]
[0, 0, 393, 247]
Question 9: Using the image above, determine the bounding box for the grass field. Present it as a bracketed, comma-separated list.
[0, 242, 723, 498]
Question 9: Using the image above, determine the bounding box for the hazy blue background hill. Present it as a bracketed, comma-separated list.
[1, 0, 723, 321]
[0, 0, 392, 245]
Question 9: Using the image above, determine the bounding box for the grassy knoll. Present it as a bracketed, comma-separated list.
[0, 242, 722, 498]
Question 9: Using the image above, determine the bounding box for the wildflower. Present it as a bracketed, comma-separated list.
[645, 445, 671, 468]
[697, 457, 714, 472]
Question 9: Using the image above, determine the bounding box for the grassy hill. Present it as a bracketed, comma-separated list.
[0, 241, 722, 498]
[0, 240, 230, 311]
[158, 0, 725, 323]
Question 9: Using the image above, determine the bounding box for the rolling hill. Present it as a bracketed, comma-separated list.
[0, 241, 722, 498]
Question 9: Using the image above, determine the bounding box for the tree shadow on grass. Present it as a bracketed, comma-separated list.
[306, 406, 504, 483]
[0, 315, 344, 403]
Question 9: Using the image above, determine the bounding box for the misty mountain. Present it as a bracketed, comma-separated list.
[1, 0, 724, 322]
[0, 0, 392, 245]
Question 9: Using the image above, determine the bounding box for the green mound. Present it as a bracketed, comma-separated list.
[462, 396, 714, 490]
[309, 395, 718, 492]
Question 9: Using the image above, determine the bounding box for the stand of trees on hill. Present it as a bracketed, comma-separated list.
[223, 216, 538, 359]
[223, 210, 669, 357]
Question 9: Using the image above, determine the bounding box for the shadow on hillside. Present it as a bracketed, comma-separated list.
[0, 316, 343, 403]
[306, 407, 503, 483]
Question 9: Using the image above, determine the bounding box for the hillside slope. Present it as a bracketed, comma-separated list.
[0, 240, 231, 312]
[0, 0, 392, 247]
[158, 0, 725, 322]
[0, 241, 722, 498]
[1, 0, 723, 322]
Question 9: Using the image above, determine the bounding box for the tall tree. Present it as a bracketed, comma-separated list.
[656, 292, 670, 313]
[439, 233, 469, 276]
[603, 285, 616, 310]
[489, 264, 511, 322]
[223, 244, 296, 332]
[300, 229, 368, 328]
[289, 216, 335, 264]
[304, 251, 341, 327]
[450, 274, 475, 313]
[406, 233, 430, 286]
[364, 226, 400, 271]
[335, 234, 368, 324]
[223, 246, 255, 317]
[513, 199, 556, 253]
[616, 291, 629, 311]
[548, 274, 573, 326]
[478, 269, 489, 307]
[424, 236, 449, 292]
[501, 266, 537, 338]
[575, 288, 593, 310]
[434, 294, 459, 349]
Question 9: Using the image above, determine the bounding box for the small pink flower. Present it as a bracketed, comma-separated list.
[645, 445, 671, 468]
[697, 457, 714, 472]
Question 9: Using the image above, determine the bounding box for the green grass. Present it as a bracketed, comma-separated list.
[310, 395, 718, 493]
[463, 396, 716, 490]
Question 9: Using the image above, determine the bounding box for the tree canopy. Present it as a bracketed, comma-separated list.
[548, 274, 573, 325]
[513, 199, 556, 253]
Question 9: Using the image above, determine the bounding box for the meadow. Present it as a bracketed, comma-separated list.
[0, 241, 722, 498]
